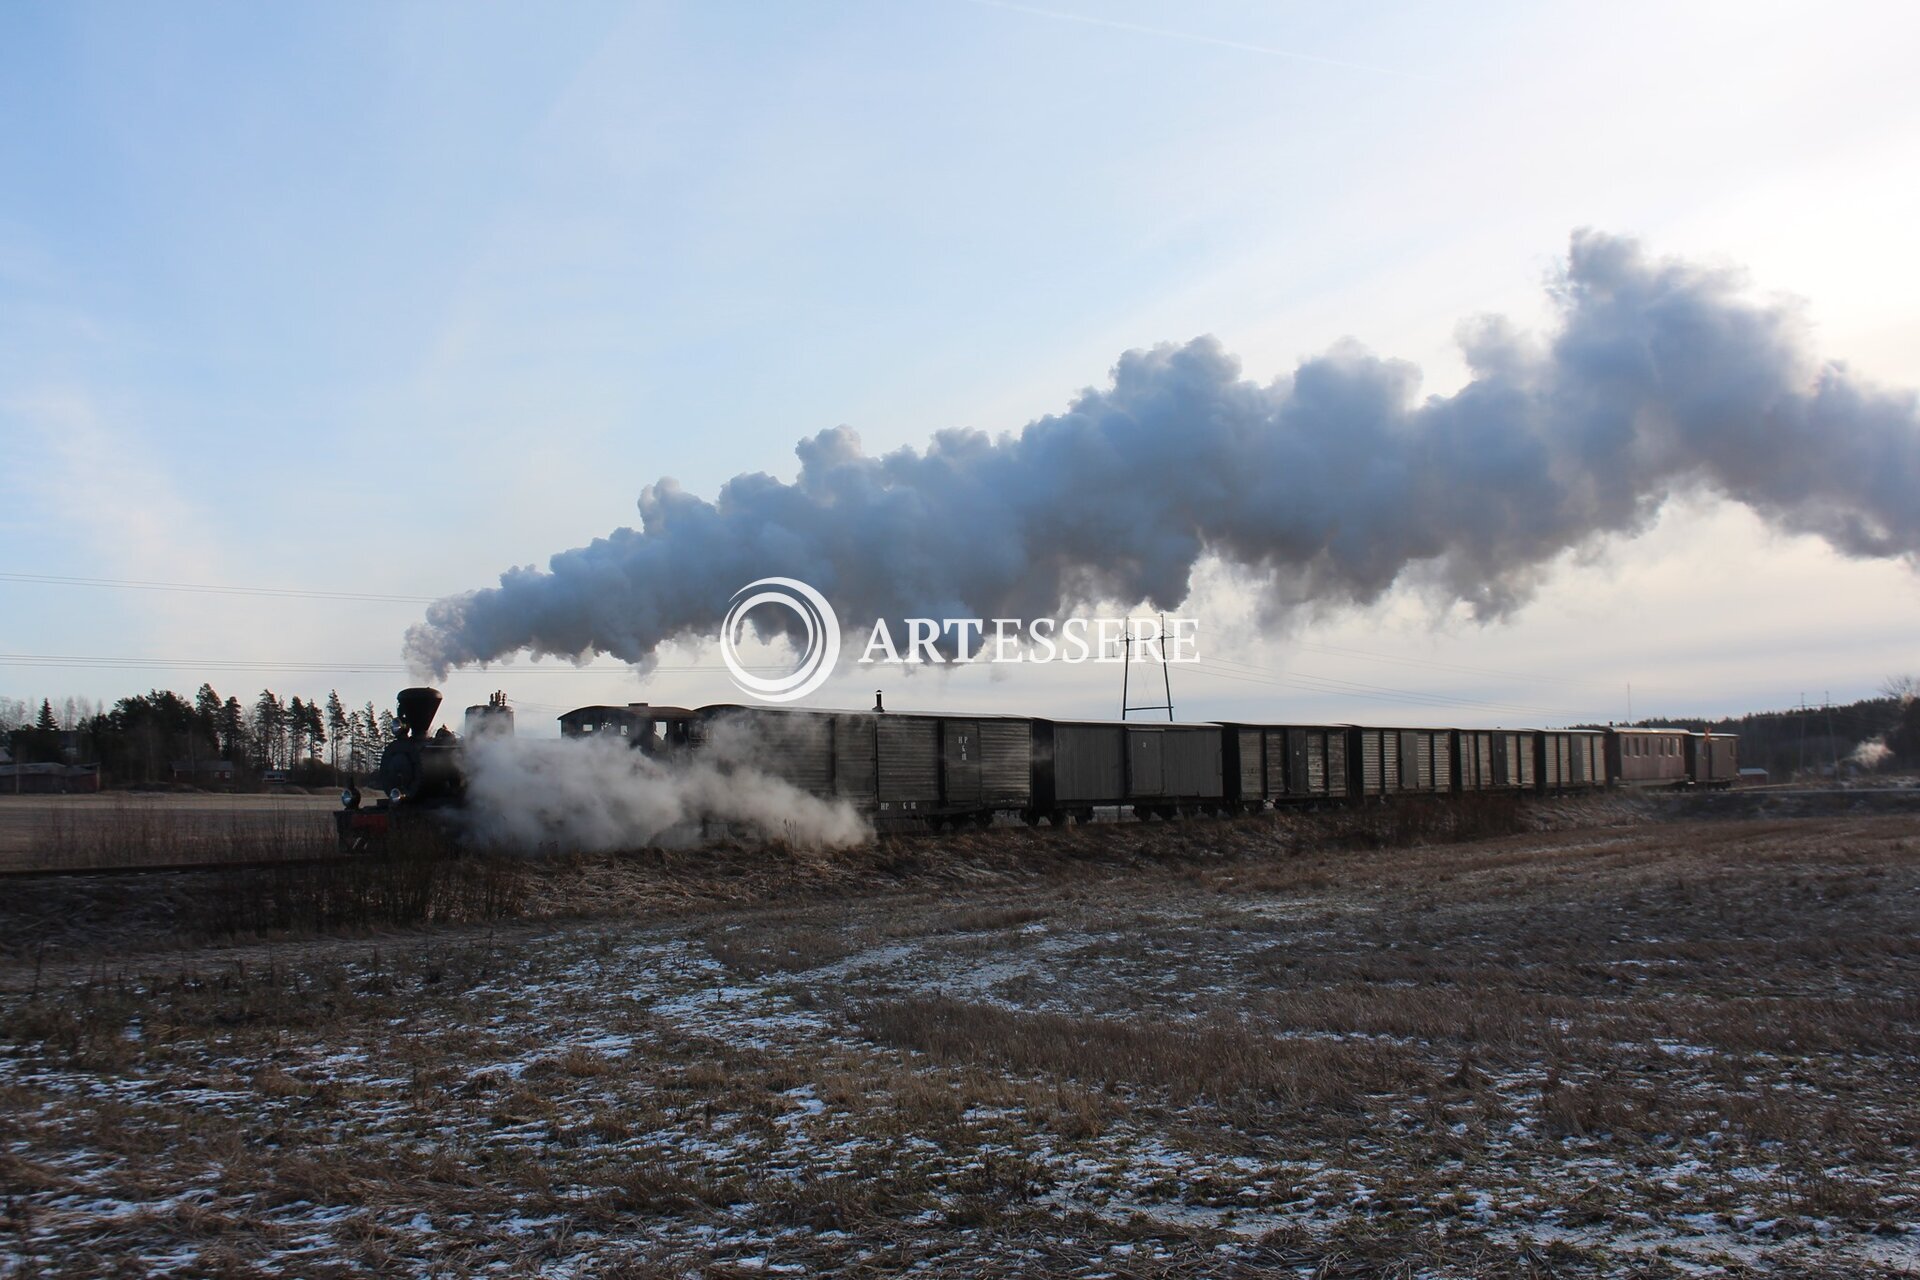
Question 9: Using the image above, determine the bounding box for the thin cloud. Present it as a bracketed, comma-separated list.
[960, 0, 1444, 83]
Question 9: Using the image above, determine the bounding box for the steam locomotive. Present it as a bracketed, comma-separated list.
[336, 688, 1736, 847]
[334, 688, 496, 850]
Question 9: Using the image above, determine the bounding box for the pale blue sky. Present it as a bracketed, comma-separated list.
[5, 1, 1919, 730]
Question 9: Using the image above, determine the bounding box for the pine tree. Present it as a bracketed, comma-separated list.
[325, 691, 348, 772]
[252, 690, 285, 770]
[289, 696, 308, 766]
[33, 699, 59, 763]
[221, 696, 245, 760]
[302, 698, 326, 767]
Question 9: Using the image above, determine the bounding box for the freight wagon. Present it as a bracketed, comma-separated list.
[1030, 720, 1224, 823]
[1218, 723, 1350, 810]
[1534, 729, 1609, 791]
[1348, 726, 1453, 798]
[692, 705, 1032, 830]
[1686, 732, 1738, 789]
[1453, 729, 1536, 792]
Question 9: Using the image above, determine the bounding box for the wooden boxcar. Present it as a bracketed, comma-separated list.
[697, 706, 1031, 828]
[1031, 720, 1223, 821]
[1685, 732, 1738, 789]
[1348, 727, 1454, 798]
[1454, 730, 1537, 791]
[1534, 730, 1608, 792]
[1606, 727, 1690, 787]
[1218, 724, 1350, 809]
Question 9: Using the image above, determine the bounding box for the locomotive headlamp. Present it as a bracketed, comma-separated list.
[388, 787, 405, 804]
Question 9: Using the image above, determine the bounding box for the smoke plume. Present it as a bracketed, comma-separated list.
[405, 232, 1920, 676]
[456, 729, 870, 853]
[1848, 736, 1892, 771]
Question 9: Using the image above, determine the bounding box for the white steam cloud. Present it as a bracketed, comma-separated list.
[405, 232, 1920, 676]
[455, 729, 870, 853]
[1848, 737, 1892, 771]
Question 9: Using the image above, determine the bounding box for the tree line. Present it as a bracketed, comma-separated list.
[3, 686, 401, 785]
[1591, 676, 1920, 782]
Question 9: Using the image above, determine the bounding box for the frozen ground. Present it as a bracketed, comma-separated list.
[3, 807, 1920, 1276]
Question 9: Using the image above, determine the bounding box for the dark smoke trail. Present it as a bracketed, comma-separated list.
[404, 232, 1920, 677]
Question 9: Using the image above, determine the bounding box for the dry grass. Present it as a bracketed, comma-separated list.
[857, 997, 1424, 1118]
[0, 794, 340, 873]
[3, 807, 1920, 1276]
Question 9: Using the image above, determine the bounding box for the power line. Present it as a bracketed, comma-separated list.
[1184, 664, 1578, 722]
[0, 654, 791, 675]
[1185, 655, 1579, 720]
[0, 572, 439, 604]
[1284, 638, 1613, 692]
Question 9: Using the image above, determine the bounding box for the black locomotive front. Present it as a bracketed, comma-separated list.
[336, 687, 464, 850]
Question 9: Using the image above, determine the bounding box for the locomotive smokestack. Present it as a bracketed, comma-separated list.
[405, 232, 1920, 679]
[395, 687, 442, 740]
[874, 690, 885, 713]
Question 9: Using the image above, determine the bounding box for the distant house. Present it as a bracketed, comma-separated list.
[1738, 767, 1770, 787]
[170, 758, 236, 782]
[0, 763, 102, 794]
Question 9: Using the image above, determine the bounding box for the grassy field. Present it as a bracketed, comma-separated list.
[3, 803, 1919, 1276]
[0, 794, 340, 874]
